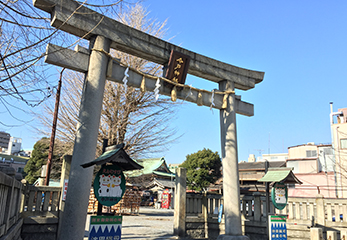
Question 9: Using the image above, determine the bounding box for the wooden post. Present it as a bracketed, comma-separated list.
[310, 228, 323, 240]
[57, 35, 111, 240]
[217, 80, 249, 240]
[174, 167, 186, 237]
[45, 69, 64, 186]
[315, 194, 325, 226]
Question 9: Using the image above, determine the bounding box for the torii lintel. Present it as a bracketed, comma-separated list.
[34, 0, 264, 91]
[45, 44, 254, 116]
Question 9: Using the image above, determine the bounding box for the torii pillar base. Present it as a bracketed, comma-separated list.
[217, 235, 250, 240]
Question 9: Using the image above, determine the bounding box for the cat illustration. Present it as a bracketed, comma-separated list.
[98, 174, 111, 197]
[110, 175, 122, 197]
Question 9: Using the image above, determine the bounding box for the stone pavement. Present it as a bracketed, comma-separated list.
[84, 207, 194, 240]
[121, 207, 176, 239]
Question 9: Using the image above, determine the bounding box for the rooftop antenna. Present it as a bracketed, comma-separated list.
[254, 149, 264, 159]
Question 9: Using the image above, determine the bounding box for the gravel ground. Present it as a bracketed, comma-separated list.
[121, 207, 176, 239]
[84, 207, 182, 240]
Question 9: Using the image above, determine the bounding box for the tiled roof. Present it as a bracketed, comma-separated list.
[81, 146, 142, 171]
[146, 178, 175, 189]
[238, 161, 285, 170]
[124, 157, 174, 178]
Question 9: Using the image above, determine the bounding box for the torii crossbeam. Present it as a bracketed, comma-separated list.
[33, 1, 264, 239]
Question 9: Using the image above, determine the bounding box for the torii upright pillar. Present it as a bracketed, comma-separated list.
[218, 80, 249, 240]
[58, 35, 111, 240]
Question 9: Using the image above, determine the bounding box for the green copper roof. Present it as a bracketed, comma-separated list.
[152, 171, 175, 178]
[124, 157, 174, 178]
[258, 168, 302, 184]
[81, 145, 142, 171]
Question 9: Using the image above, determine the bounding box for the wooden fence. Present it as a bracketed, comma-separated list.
[0, 171, 23, 240]
[0, 170, 62, 240]
[185, 192, 347, 240]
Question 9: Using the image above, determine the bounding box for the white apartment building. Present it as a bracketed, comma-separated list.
[331, 106, 347, 198]
[7, 137, 23, 155]
[0, 131, 10, 152]
[256, 153, 288, 162]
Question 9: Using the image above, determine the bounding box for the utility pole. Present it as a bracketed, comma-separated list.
[45, 68, 65, 186]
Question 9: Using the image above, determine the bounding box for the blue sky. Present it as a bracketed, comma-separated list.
[2, 1, 347, 164]
[140, 0, 347, 163]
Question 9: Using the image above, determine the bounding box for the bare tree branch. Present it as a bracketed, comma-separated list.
[0, 0, 133, 127]
[36, 3, 179, 159]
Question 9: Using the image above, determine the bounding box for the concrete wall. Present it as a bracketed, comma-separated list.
[258, 153, 288, 162]
[318, 145, 334, 172]
[288, 144, 317, 159]
[288, 172, 336, 198]
[21, 217, 58, 240]
[287, 159, 318, 174]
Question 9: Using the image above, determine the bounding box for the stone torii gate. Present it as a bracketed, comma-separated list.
[34, 0, 264, 239]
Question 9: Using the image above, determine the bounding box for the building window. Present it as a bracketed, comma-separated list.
[341, 139, 347, 149]
[323, 148, 333, 155]
[306, 150, 317, 158]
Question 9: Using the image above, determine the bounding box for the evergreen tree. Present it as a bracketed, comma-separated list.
[180, 148, 222, 191]
[24, 137, 71, 184]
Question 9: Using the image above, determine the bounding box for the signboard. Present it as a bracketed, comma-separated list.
[269, 215, 287, 240]
[218, 204, 223, 223]
[62, 179, 68, 201]
[88, 215, 122, 240]
[93, 164, 126, 206]
[271, 182, 288, 210]
[165, 50, 190, 85]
